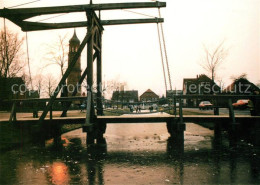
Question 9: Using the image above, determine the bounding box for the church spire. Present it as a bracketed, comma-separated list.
[69, 29, 80, 45]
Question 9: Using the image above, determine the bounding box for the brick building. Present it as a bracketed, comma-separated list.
[67, 30, 81, 96]
[183, 74, 220, 106]
[140, 89, 159, 102]
[111, 90, 138, 103]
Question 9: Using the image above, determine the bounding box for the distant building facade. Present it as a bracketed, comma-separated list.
[183, 74, 221, 106]
[67, 30, 81, 96]
[0, 77, 39, 110]
[224, 78, 259, 95]
[140, 89, 159, 102]
[0, 77, 38, 100]
[111, 90, 138, 103]
[166, 90, 183, 98]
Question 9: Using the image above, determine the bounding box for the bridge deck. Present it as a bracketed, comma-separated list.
[98, 115, 259, 123]
[0, 115, 259, 124]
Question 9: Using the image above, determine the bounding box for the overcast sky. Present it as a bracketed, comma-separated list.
[1, 0, 259, 97]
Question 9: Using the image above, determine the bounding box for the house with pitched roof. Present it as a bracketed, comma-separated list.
[224, 78, 259, 95]
[183, 74, 221, 106]
[140, 89, 159, 102]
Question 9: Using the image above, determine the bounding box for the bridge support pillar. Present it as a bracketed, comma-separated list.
[53, 124, 62, 148]
[228, 99, 240, 148]
[84, 123, 95, 145]
[96, 121, 107, 144]
[84, 120, 107, 146]
[212, 122, 223, 150]
[167, 120, 185, 149]
[229, 123, 240, 148]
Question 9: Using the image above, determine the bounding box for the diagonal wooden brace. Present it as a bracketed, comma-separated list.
[38, 31, 92, 125]
[60, 52, 98, 117]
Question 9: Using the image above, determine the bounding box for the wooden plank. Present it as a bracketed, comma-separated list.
[0, 2, 166, 19]
[101, 18, 164, 26]
[0, 115, 259, 125]
[17, 18, 164, 31]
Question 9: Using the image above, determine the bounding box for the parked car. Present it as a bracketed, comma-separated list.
[80, 103, 86, 112]
[232, 99, 249, 109]
[162, 104, 169, 108]
[199, 101, 213, 110]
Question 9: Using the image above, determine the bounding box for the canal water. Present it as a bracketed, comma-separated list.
[0, 114, 259, 184]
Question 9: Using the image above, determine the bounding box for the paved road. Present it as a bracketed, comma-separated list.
[183, 108, 251, 115]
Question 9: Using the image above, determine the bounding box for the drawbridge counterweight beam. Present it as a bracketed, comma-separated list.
[0, 2, 166, 31]
[17, 18, 164, 31]
[0, 2, 166, 19]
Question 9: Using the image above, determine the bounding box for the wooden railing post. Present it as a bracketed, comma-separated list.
[228, 99, 236, 124]
[9, 101, 16, 123]
[50, 104, 53, 120]
[214, 97, 219, 115]
[179, 97, 183, 124]
[173, 96, 177, 117]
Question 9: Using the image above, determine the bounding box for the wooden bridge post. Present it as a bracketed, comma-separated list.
[167, 97, 185, 149]
[96, 49, 103, 116]
[84, 10, 105, 146]
[177, 97, 185, 143]
[85, 21, 95, 145]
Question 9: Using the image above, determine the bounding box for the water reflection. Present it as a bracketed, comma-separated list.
[0, 124, 259, 184]
[48, 162, 69, 185]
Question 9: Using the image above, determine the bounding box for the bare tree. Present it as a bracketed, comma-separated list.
[0, 28, 24, 78]
[44, 34, 69, 78]
[200, 41, 228, 82]
[34, 74, 44, 98]
[230, 73, 247, 81]
[44, 74, 57, 97]
[104, 78, 128, 99]
[217, 78, 225, 92]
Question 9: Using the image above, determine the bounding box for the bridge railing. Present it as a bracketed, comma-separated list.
[2, 94, 260, 123]
[169, 94, 260, 124]
[2, 96, 87, 123]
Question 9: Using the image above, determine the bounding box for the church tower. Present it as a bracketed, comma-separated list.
[67, 30, 81, 96]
